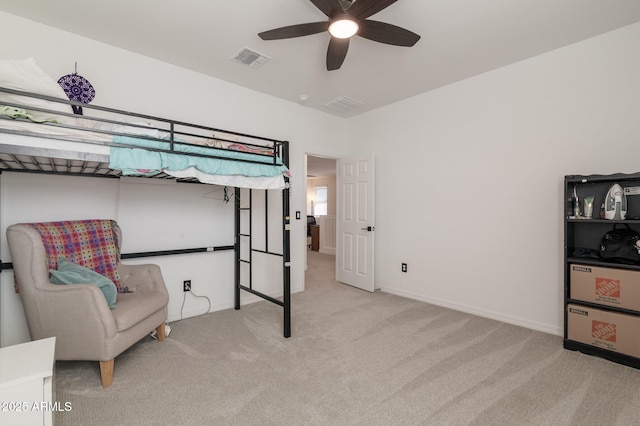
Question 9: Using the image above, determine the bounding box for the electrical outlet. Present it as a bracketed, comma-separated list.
[183, 280, 191, 292]
[401, 263, 407, 273]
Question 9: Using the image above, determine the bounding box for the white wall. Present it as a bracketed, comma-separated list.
[346, 22, 640, 335]
[0, 11, 349, 346]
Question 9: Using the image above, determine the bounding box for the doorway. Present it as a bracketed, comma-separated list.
[305, 154, 337, 279]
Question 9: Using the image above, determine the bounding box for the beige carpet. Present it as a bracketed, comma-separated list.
[54, 251, 640, 425]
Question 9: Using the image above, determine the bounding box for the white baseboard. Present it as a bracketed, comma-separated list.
[378, 286, 563, 336]
[168, 285, 303, 322]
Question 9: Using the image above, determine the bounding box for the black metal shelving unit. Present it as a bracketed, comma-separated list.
[564, 172, 640, 369]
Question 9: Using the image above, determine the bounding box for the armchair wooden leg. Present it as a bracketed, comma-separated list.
[100, 359, 114, 388]
[156, 323, 166, 342]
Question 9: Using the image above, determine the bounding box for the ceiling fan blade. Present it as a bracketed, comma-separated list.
[259, 22, 329, 40]
[326, 37, 350, 70]
[348, 0, 398, 19]
[310, 0, 342, 17]
[358, 20, 420, 46]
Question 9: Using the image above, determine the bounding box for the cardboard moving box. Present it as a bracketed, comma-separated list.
[567, 304, 640, 358]
[570, 264, 640, 312]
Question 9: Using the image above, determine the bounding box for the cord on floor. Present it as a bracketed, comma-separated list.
[150, 289, 213, 339]
[180, 289, 212, 320]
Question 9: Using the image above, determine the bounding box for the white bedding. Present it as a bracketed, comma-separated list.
[164, 167, 285, 189]
[0, 118, 113, 143]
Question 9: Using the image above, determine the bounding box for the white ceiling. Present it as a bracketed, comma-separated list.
[2, 0, 640, 118]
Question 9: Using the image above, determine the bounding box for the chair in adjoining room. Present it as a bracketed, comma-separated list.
[307, 215, 317, 248]
[6, 219, 169, 388]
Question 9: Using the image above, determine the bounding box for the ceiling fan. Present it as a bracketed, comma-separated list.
[258, 0, 420, 71]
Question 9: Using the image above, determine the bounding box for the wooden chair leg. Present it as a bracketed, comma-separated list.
[156, 323, 166, 342]
[100, 359, 114, 388]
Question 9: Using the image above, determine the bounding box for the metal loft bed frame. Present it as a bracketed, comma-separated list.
[235, 158, 292, 338]
[0, 87, 292, 338]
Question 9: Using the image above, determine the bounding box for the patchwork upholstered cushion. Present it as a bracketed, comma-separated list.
[24, 219, 128, 292]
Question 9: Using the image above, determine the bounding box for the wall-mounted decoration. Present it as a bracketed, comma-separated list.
[58, 63, 95, 115]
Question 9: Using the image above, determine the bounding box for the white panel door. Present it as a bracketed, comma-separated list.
[337, 154, 374, 292]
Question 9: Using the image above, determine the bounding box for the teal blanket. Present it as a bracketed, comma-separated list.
[109, 136, 288, 177]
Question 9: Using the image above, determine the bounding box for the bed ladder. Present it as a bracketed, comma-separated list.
[234, 178, 291, 338]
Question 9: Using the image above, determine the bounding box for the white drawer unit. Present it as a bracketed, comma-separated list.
[0, 337, 56, 426]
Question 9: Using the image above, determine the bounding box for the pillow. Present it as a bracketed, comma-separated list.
[49, 258, 117, 309]
[0, 58, 74, 123]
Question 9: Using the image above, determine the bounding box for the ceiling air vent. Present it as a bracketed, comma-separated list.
[323, 96, 364, 114]
[232, 47, 270, 68]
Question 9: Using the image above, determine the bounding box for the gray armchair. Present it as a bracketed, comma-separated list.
[6, 221, 169, 387]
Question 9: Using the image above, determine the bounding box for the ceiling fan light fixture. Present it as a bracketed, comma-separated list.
[258, 0, 420, 71]
[328, 19, 359, 39]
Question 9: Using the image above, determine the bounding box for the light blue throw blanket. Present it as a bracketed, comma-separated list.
[109, 136, 288, 177]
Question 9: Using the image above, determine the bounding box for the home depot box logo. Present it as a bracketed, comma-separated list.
[595, 277, 621, 299]
[569, 264, 640, 310]
[592, 320, 617, 343]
